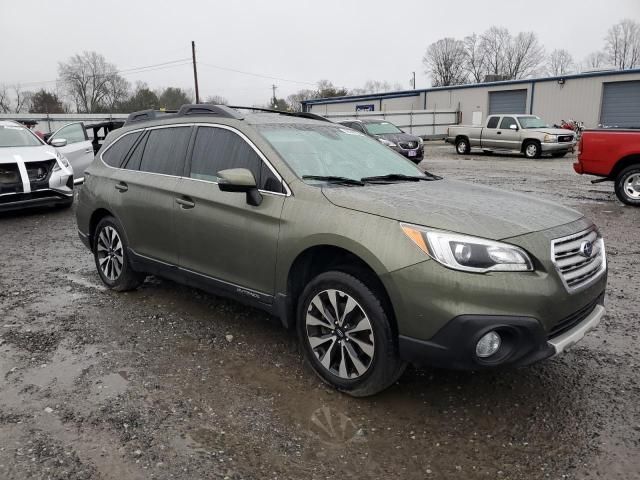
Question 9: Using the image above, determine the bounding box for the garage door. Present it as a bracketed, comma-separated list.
[600, 81, 640, 128]
[488, 89, 528, 115]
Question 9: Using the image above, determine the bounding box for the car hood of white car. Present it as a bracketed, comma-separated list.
[0, 146, 58, 164]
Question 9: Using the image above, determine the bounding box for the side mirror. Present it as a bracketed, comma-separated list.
[509, 124, 518, 131]
[50, 138, 67, 147]
[217, 168, 262, 206]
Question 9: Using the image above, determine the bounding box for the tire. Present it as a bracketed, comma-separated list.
[455, 137, 470, 155]
[551, 152, 567, 158]
[297, 270, 406, 397]
[523, 141, 541, 159]
[614, 165, 640, 206]
[93, 216, 144, 291]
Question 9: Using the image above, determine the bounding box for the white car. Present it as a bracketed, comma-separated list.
[0, 120, 74, 212]
[46, 121, 96, 183]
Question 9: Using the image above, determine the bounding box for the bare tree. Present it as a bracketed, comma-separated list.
[582, 51, 608, 71]
[464, 34, 487, 83]
[204, 95, 228, 105]
[350, 80, 404, 95]
[423, 38, 468, 86]
[505, 32, 546, 79]
[479, 27, 510, 78]
[286, 89, 317, 112]
[0, 84, 10, 113]
[9, 84, 33, 113]
[102, 75, 130, 112]
[548, 49, 575, 76]
[58, 51, 129, 112]
[605, 19, 640, 69]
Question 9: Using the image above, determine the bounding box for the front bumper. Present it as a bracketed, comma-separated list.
[0, 188, 73, 212]
[398, 294, 605, 369]
[392, 146, 424, 162]
[541, 142, 575, 153]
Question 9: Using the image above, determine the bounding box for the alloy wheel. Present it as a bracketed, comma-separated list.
[96, 226, 124, 281]
[457, 141, 467, 154]
[305, 289, 375, 379]
[624, 173, 640, 199]
[526, 144, 538, 157]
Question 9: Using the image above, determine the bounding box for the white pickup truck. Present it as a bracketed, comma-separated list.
[446, 114, 576, 159]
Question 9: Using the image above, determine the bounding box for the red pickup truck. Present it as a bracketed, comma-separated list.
[574, 129, 640, 206]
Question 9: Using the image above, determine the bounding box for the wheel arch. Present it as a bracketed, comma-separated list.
[521, 138, 541, 152]
[610, 154, 640, 179]
[280, 244, 397, 336]
[89, 208, 115, 249]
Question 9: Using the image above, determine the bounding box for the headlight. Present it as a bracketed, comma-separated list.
[378, 138, 397, 147]
[543, 134, 558, 143]
[400, 224, 534, 273]
[52, 151, 70, 171]
[417, 137, 424, 146]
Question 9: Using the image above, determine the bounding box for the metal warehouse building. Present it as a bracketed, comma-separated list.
[302, 69, 640, 135]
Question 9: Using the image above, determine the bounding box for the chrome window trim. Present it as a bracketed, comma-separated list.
[99, 123, 291, 196]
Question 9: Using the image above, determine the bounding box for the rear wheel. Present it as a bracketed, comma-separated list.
[94, 216, 144, 291]
[297, 271, 405, 397]
[456, 137, 470, 155]
[614, 165, 640, 206]
[523, 141, 541, 159]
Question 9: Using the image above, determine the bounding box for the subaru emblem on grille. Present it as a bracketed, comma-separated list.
[579, 240, 593, 258]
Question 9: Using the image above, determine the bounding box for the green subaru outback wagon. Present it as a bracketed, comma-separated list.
[76, 104, 607, 396]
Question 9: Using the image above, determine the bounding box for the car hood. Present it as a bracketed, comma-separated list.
[322, 179, 583, 240]
[374, 132, 421, 144]
[526, 128, 575, 136]
[0, 146, 57, 164]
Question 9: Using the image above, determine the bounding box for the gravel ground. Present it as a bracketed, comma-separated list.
[0, 141, 638, 479]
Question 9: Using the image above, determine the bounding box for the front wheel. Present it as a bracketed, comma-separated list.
[94, 216, 145, 291]
[614, 165, 640, 206]
[523, 141, 541, 159]
[297, 271, 405, 397]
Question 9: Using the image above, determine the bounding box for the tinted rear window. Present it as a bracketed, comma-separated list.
[139, 127, 192, 176]
[486, 117, 500, 129]
[102, 132, 142, 167]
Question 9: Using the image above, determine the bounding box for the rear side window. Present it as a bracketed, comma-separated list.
[486, 117, 500, 129]
[139, 127, 192, 176]
[102, 132, 142, 168]
[190, 126, 283, 193]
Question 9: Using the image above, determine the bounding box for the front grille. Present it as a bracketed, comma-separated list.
[558, 135, 574, 143]
[548, 294, 603, 339]
[398, 141, 418, 150]
[551, 228, 606, 291]
[0, 164, 23, 194]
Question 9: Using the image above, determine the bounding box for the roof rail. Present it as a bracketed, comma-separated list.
[228, 106, 332, 122]
[176, 104, 244, 119]
[124, 109, 177, 125]
[124, 104, 330, 126]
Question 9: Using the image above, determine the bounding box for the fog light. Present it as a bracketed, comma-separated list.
[476, 331, 501, 358]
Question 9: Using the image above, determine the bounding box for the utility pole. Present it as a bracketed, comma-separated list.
[411, 71, 416, 90]
[192, 41, 200, 103]
[271, 84, 277, 106]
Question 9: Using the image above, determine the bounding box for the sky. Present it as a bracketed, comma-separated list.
[1, 0, 639, 106]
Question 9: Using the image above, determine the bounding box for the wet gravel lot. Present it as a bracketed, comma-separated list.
[1, 141, 638, 479]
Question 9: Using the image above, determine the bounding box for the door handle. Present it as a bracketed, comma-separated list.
[115, 182, 128, 192]
[176, 197, 195, 209]
[85, 148, 93, 153]
[497, 131, 502, 135]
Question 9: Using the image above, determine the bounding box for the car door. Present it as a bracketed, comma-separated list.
[174, 124, 287, 302]
[481, 116, 501, 149]
[48, 122, 94, 181]
[107, 125, 193, 270]
[497, 116, 521, 151]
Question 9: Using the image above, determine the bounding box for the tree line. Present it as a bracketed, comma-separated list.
[424, 18, 640, 87]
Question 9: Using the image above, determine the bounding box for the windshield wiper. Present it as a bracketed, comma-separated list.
[302, 175, 365, 186]
[360, 172, 442, 183]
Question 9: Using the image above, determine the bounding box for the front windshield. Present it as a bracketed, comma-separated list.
[258, 124, 423, 183]
[0, 125, 43, 147]
[364, 121, 402, 135]
[518, 116, 548, 129]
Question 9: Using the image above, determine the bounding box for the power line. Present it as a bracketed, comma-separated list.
[198, 61, 317, 86]
[15, 58, 193, 88]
